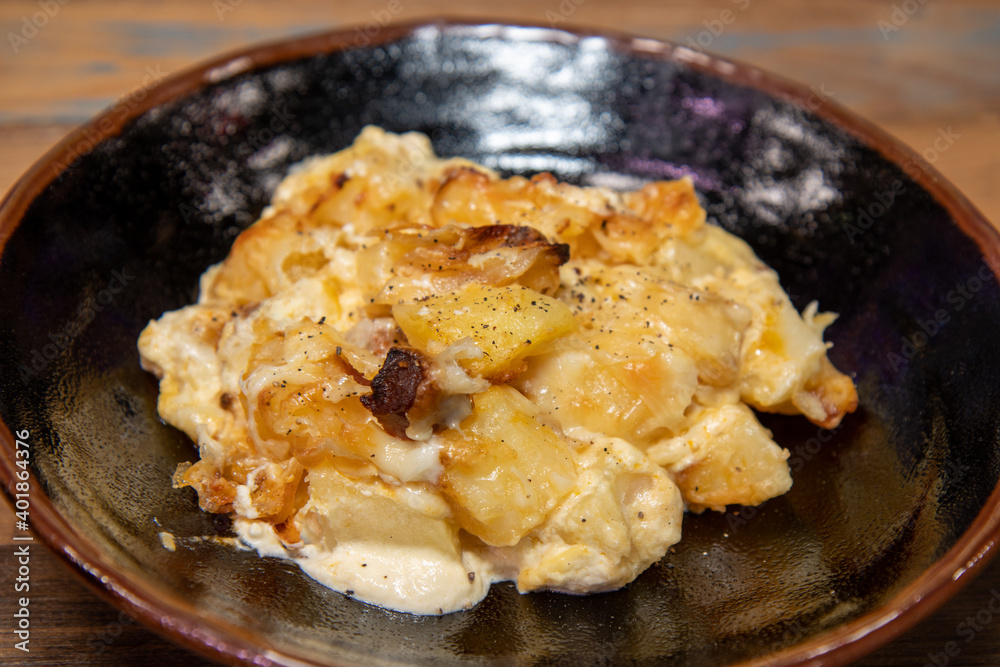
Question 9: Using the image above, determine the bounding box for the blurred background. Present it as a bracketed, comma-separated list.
[1, 0, 998, 664]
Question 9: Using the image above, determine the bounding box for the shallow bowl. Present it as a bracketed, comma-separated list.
[2, 19, 1000, 666]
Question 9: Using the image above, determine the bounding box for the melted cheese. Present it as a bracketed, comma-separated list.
[139, 126, 857, 614]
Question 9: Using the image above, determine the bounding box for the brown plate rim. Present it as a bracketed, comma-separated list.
[1, 17, 999, 667]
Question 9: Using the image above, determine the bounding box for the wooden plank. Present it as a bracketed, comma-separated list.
[1, 0, 998, 122]
[0, 124, 75, 199]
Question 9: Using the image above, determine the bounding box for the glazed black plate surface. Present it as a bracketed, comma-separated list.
[1, 20, 1000, 666]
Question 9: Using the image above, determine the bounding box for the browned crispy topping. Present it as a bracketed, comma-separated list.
[333, 353, 372, 387]
[234, 302, 260, 319]
[373, 223, 571, 303]
[361, 347, 430, 438]
[465, 224, 570, 265]
[183, 467, 236, 514]
[368, 323, 409, 357]
[274, 519, 301, 544]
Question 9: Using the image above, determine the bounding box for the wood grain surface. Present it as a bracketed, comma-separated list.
[1, 1, 998, 665]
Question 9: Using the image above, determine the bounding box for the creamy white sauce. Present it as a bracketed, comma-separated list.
[233, 515, 496, 615]
[371, 434, 443, 483]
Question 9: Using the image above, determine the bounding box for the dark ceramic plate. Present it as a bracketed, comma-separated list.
[2, 19, 1000, 667]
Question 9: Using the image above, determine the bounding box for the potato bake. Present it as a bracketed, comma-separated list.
[138, 126, 857, 614]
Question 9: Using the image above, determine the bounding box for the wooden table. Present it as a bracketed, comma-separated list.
[1, 1, 998, 664]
